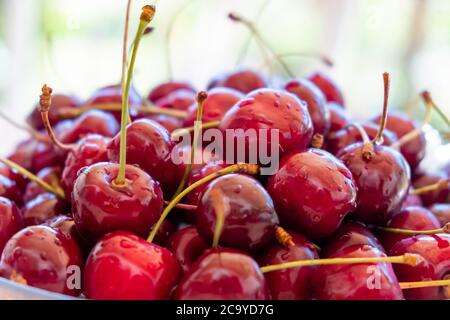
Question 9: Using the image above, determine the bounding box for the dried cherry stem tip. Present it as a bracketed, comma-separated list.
[260, 253, 423, 273]
[411, 179, 449, 195]
[376, 223, 449, 235]
[372, 72, 390, 144]
[311, 133, 324, 149]
[275, 226, 295, 247]
[147, 163, 260, 243]
[422, 90, 450, 129]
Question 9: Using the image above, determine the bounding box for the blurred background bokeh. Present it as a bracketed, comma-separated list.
[0, 0, 449, 167]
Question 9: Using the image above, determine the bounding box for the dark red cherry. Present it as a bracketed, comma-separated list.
[390, 234, 450, 300]
[267, 149, 357, 240]
[326, 122, 397, 156]
[21, 193, 69, 226]
[83, 231, 181, 300]
[196, 174, 279, 252]
[327, 102, 351, 134]
[321, 221, 385, 257]
[429, 203, 450, 226]
[71, 162, 163, 242]
[144, 114, 182, 133]
[61, 134, 110, 199]
[27, 93, 81, 130]
[372, 111, 425, 171]
[377, 206, 441, 252]
[402, 193, 423, 208]
[284, 78, 330, 136]
[167, 226, 208, 274]
[173, 248, 269, 300]
[259, 231, 319, 300]
[0, 197, 23, 255]
[107, 119, 179, 197]
[312, 245, 404, 300]
[413, 171, 449, 206]
[0, 163, 27, 192]
[338, 143, 411, 225]
[152, 219, 177, 247]
[0, 175, 23, 207]
[208, 69, 269, 94]
[147, 81, 195, 103]
[0, 225, 83, 296]
[23, 166, 61, 203]
[308, 72, 345, 106]
[45, 215, 90, 256]
[154, 88, 196, 111]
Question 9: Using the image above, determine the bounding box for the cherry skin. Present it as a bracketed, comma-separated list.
[338, 143, 411, 225]
[326, 102, 351, 134]
[259, 231, 319, 300]
[83, 231, 181, 300]
[21, 193, 69, 226]
[312, 244, 404, 300]
[23, 166, 61, 203]
[71, 162, 164, 242]
[61, 134, 110, 199]
[377, 206, 441, 252]
[402, 193, 423, 208]
[413, 171, 449, 206]
[196, 173, 279, 252]
[308, 72, 345, 106]
[107, 119, 179, 197]
[390, 234, 450, 300]
[0, 163, 27, 192]
[167, 226, 209, 274]
[0, 174, 23, 207]
[143, 114, 182, 133]
[284, 78, 330, 136]
[152, 219, 177, 247]
[0, 225, 83, 296]
[147, 81, 195, 103]
[208, 69, 269, 94]
[267, 149, 357, 240]
[153, 88, 196, 111]
[173, 248, 270, 300]
[429, 203, 450, 226]
[0, 197, 23, 255]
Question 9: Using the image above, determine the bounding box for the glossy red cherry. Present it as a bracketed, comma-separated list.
[259, 231, 319, 300]
[267, 149, 357, 239]
[0, 225, 83, 296]
[429, 203, 450, 226]
[312, 245, 404, 300]
[0, 174, 23, 207]
[154, 88, 196, 111]
[196, 174, 279, 252]
[147, 81, 195, 103]
[402, 193, 423, 208]
[145, 114, 182, 133]
[23, 166, 61, 203]
[83, 231, 181, 300]
[308, 72, 345, 106]
[208, 69, 269, 94]
[167, 226, 208, 273]
[45, 215, 90, 256]
[153, 219, 177, 247]
[173, 248, 269, 300]
[0, 197, 23, 255]
[390, 234, 450, 300]
[327, 102, 351, 134]
[71, 162, 163, 241]
[0, 163, 27, 192]
[21, 193, 69, 226]
[413, 171, 449, 206]
[338, 143, 411, 225]
[284, 78, 330, 136]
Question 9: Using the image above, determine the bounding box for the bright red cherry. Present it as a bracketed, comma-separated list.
[83, 231, 181, 300]
[45, 215, 90, 256]
[173, 248, 269, 300]
[147, 81, 195, 103]
[429, 203, 450, 226]
[0, 197, 23, 255]
[0, 163, 27, 192]
[71, 162, 163, 241]
[154, 88, 196, 111]
[23, 166, 61, 202]
[267, 149, 357, 240]
[308, 72, 345, 106]
[0, 174, 23, 207]
[402, 193, 423, 208]
[0, 225, 83, 296]
[21, 193, 69, 226]
[413, 171, 449, 206]
[259, 231, 319, 300]
[208, 69, 269, 94]
[327, 102, 351, 134]
[145, 114, 182, 133]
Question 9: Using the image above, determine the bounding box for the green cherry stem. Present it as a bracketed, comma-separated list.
[375, 223, 449, 236]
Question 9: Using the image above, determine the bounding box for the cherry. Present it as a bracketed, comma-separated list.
[21, 193, 69, 226]
[267, 149, 357, 240]
[23, 166, 61, 203]
[377, 206, 441, 252]
[308, 72, 345, 106]
[312, 245, 404, 300]
[167, 226, 208, 273]
[327, 102, 351, 134]
[402, 193, 423, 208]
[208, 69, 269, 94]
[413, 171, 449, 206]
[196, 173, 279, 252]
[259, 231, 319, 300]
[0, 225, 83, 296]
[0, 197, 23, 255]
[147, 81, 195, 103]
[83, 231, 180, 300]
[429, 203, 450, 226]
[154, 88, 196, 111]
[152, 219, 177, 247]
[173, 248, 269, 300]
[284, 78, 330, 137]
[390, 234, 450, 300]
[0, 163, 27, 192]
[145, 114, 182, 133]
[0, 174, 23, 207]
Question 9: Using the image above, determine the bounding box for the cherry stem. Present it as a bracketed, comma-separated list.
[171, 120, 220, 139]
[399, 278, 450, 290]
[376, 223, 449, 235]
[372, 72, 390, 144]
[210, 188, 227, 248]
[121, 0, 132, 92]
[311, 133, 324, 149]
[147, 163, 260, 243]
[347, 123, 374, 161]
[0, 157, 65, 199]
[39, 85, 75, 151]
[411, 179, 449, 195]
[260, 253, 423, 273]
[275, 226, 295, 247]
[164, 201, 197, 211]
[0, 110, 47, 142]
[259, 51, 334, 72]
[172, 91, 208, 198]
[423, 92, 450, 129]
[115, 5, 156, 187]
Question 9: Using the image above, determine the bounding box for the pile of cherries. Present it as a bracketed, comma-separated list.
[0, 4, 449, 300]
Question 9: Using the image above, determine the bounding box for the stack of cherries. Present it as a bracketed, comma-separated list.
[0, 4, 449, 300]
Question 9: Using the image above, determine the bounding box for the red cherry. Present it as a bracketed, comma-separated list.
[429, 203, 450, 226]
[173, 248, 269, 300]
[402, 193, 423, 208]
[312, 245, 404, 300]
[0, 163, 28, 191]
[390, 234, 450, 300]
[413, 171, 450, 206]
[327, 102, 351, 133]
[152, 219, 177, 247]
[338, 143, 411, 225]
[267, 149, 357, 239]
[83, 231, 180, 300]
[0, 225, 83, 296]
[71, 162, 163, 241]
[147, 81, 195, 103]
[259, 231, 319, 300]
[154, 88, 196, 111]
[0, 197, 23, 254]
[308, 72, 345, 106]
[0, 174, 23, 207]
[23, 166, 61, 202]
[208, 69, 269, 94]
[144, 114, 182, 133]
[21, 193, 69, 226]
